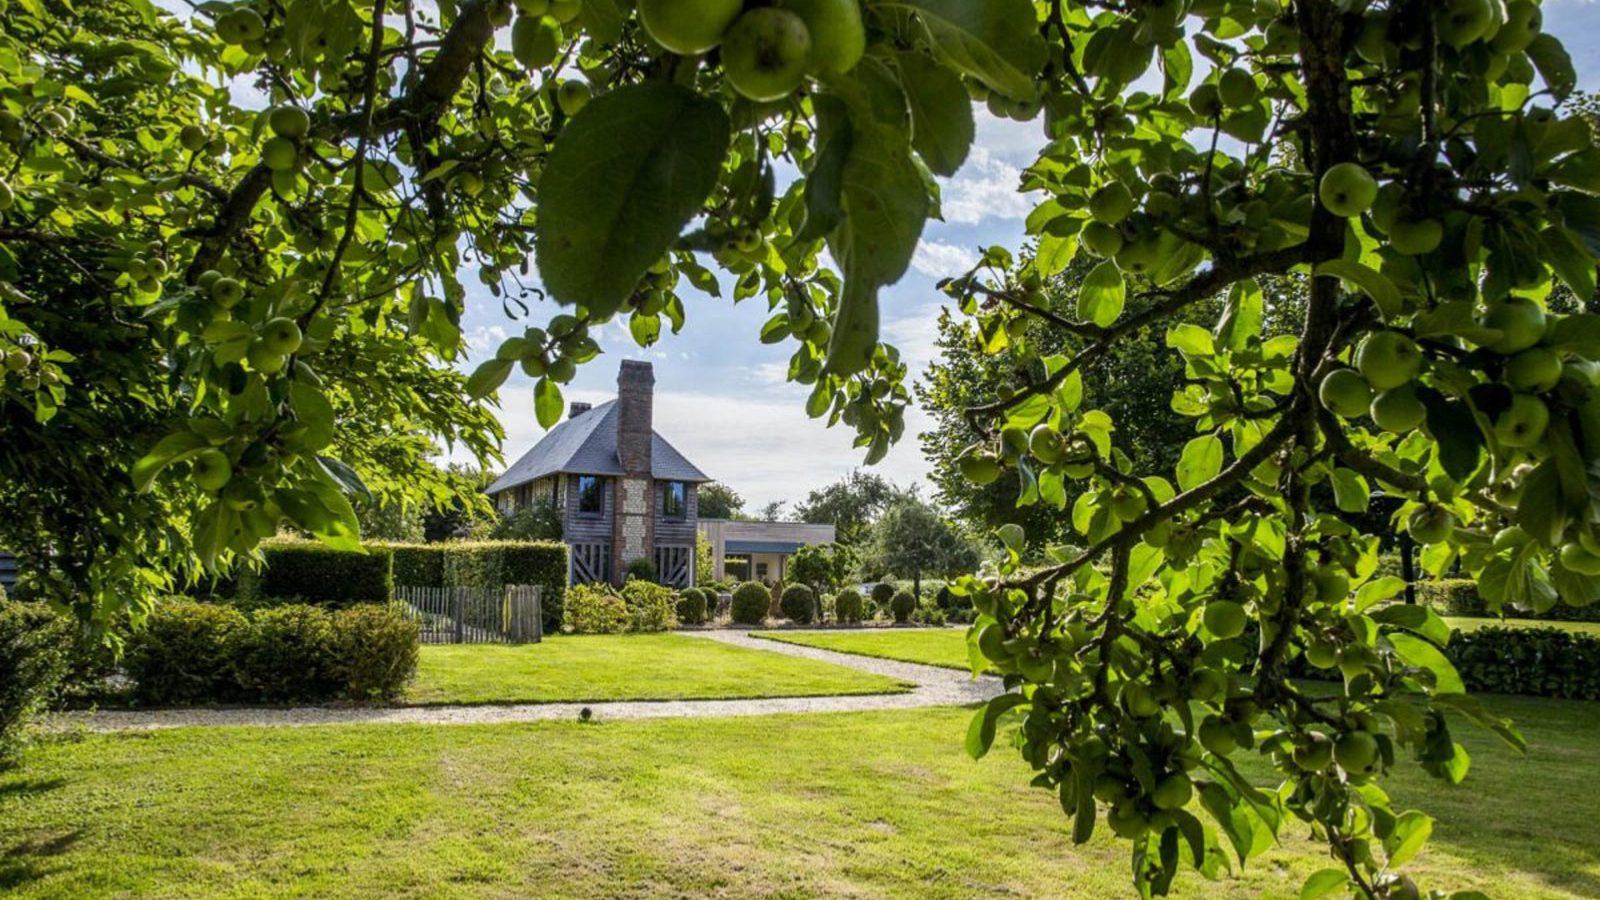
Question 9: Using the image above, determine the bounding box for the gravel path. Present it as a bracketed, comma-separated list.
[48, 630, 1003, 733]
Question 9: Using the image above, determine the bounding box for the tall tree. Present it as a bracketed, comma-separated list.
[861, 495, 980, 597]
[696, 481, 745, 520]
[794, 470, 899, 542]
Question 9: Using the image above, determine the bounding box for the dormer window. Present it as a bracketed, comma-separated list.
[662, 481, 686, 518]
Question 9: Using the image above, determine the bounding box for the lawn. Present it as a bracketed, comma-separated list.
[405, 633, 910, 705]
[1446, 616, 1600, 636]
[4, 696, 1599, 898]
[754, 627, 980, 671]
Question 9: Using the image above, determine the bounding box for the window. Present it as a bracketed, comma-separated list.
[577, 476, 603, 514]
[662, 481, 686, 518]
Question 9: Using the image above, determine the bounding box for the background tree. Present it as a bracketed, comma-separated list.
[696, 481, 746, 520]
[861, 495, 980, 597]
[756, 500, 787, 523]
[788, 541, 855, 595]
[488, 499, 563, 541]
[794, 470, 900, 543]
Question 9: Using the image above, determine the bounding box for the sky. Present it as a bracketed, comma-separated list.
[450, 4, 1598, 512]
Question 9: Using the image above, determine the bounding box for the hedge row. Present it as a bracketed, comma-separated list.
[237, 541, 393, 608]
[561, 581, 676, 634]
[124, 599, 418, 705]
[1448, 627, 1600, 700]
[0, 600, 73, 764]
[1417, 578, 1600, 623]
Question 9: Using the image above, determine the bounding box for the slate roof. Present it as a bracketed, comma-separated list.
[487, 400, 710, 494]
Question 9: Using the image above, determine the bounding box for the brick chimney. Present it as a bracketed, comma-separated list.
[611, 360, 655, 583]
[568, 401, 592, 419]
[615, 360, 654, 476]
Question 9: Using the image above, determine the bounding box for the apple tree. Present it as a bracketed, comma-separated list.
[2, 0, 1599, 896]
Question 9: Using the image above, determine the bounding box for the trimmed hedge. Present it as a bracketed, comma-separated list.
[730, 581, 770, 626]
[1, 600, 73, 765]
[619, 580, 676, 632]
[241, 541, 394, 608]
[870, 582, 896, 611]
[440, 541, 568, 633]
[675, 589, 708, 626]
[387, 543, 447, 589]
[1417, 577, 1600, 623]
[780, 584, 816, 624]
[125, 600, 418, 706]
[833, 589, 864, 624]
[125, 600, 248, 705]
[563, 583, 629, 634]
[1450, 627, 1600, 700]
[890, 589, 916, 624]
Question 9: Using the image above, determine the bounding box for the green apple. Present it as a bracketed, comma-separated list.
[1579, 528, 1600, 558]
[1089, 182, 1135, 224]
[1355, 331, 1422, 390]
[1198, 717, 1237, 756]
[721, 8, 812, 102]
[1028, 424, 1067, 465]
[1495, 393, 1550, 448]
[1080, 221, 1124, 258]
[1292, 735, 1333, 772]
[556, 79, 591, 116]
[1491, 0, 1541, 52]
[259, 317, 303, 356]
[222, 479, 264, 512]
[211, 277, 244, 308]
[512, 15, 561, 68]
[1334, 731, 1379, 775]
[1312, 567, 1351, 604]
[1202, 600, 1247, 639]
[1483, 296, 1547, 354]
[1370, 385, 1427, 434]
[637, 0, 742, 54]
[1111, 487, 1146, 521]
[959, 450, 1001, 485]
[262, 136, 299, 172]
[1559, 542, 1600, 575]
[1188, 83, 1221, 118]
[1407, 504, 1456, 544]
[784, 0, 866, 74]
[1355, 14, 1396, 66]
[86, 187, 115, 212]
[1305, 641, 1338, 669]
[1151, 772, 1193, 810]
[1318, 162, 1378, 218]
[1113, 234, 1161, 276]
[1388, 216, 1443, 255]
[268, 105, 310, 140]
[216, 8, 265, 44]
[5, 348, 32, 371]
[1107, 800, 1149, 838]
[180, 124, 208, 152]
[1319, 368, 1374, 418]
[1439, 0, 1496, 48]
[1504, 346, 1562, 391]
[1122, 681, 1161, 718]
[1217, 67, 1257, 108]
[549, 0, 581, 22]
[190, 449, 233, 493]
[0, 178, 13, 211]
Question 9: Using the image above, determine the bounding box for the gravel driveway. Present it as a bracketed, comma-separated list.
[48, 629, 1004, 733]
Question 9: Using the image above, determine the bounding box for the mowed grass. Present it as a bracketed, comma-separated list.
[755, 627, 980, 671]
[405, 633, 910, 705]
[1446, 616, 1600, 637]
[5, 696, 1600, 898]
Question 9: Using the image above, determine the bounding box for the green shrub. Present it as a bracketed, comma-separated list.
[228, 605, 338, 703]
[1449, 627, 1600, 700]
[0, 600, 73, 766]
[912, 604, 947, 626]
[125, 600, 248, 706]
[870, 582, 896, 612]
[331, 604, 420, 701]
[625, 556, 658, 583]
[890, 589, 916, 624]
[780, 584, 816, 624]
[833, 589, 864, 624]
[619, 580, 676, 632]
[675, 589, 707, 626]
[730, 581, 770, 626]
[242, 541, 394, 608]
[387, 543, 447, 589]
[563, 583, 629, 635]
[441, 540, 568, 633]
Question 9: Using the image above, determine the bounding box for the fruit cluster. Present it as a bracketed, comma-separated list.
[637, 0, 865, 102]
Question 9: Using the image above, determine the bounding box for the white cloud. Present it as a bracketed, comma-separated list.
[940, 145, 1034, 225]
[911, 240, 980, 279]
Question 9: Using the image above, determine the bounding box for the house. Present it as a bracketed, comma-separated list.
[697, 518, 835, 585]
[487, 360, 711, 587]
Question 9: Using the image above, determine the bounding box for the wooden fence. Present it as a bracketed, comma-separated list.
[393, 585, 542, 645]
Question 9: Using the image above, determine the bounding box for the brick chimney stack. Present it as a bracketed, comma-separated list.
[615, 360, 654, 476]
[568, 401, 592, 419]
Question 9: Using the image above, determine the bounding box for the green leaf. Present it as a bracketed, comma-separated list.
[315, 455, 371, 503]
[1176, 434, 1223, 491]
[1299, 868, 1348, 900]
[1515, 459, 1567, 547]
[1527, 33, 1576, 99]
[1385, 810, 1434, 868]
[1214, 278, 1262, 350]
[996, 523, 1025, 552]
[536, 82, 731, 316]
[1166, 323, 1214, 358]
[288, 381, 334, 452]
[1329, 467, 1369, 513]
[1314, 259, 1400, 319]
[132, 431, 210, 493]
[1372, 603, 1451, 647]
[465, 357, 514, 400]
[895, 51, 974, 177]
[1389, 633, 1465, 695]
[798, 95, 853, 243]
[877, 0, 1047, 99]
[1425, 397, 1484, 483]
[1078, 260, 1125, 328]
[965, 693, 1028, 759]
[760, 314, 792, 344]
[1540, 226, 1598, 301]
[534, 377, 563, 429]
[629, 311, 661, 347]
